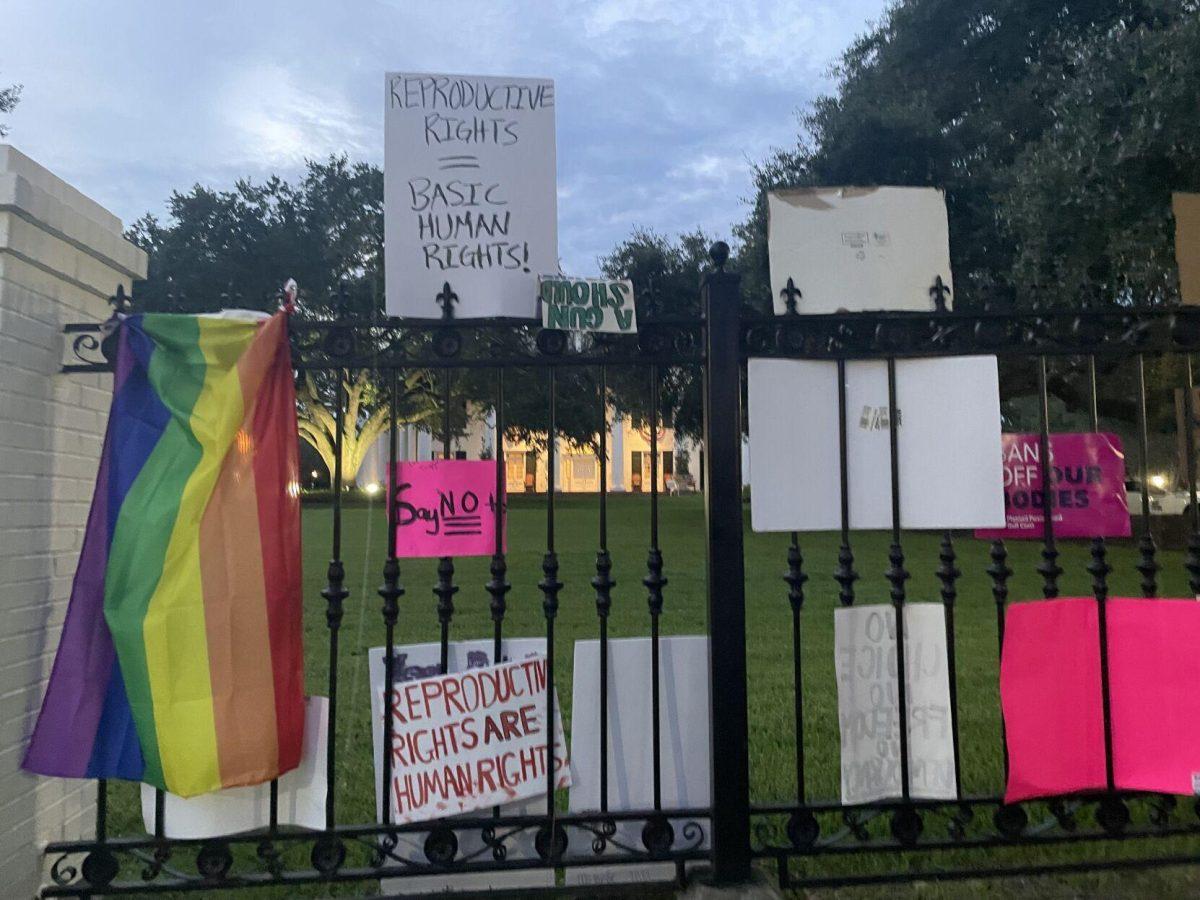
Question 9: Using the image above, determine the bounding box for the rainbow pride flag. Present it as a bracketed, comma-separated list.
[24, 310, 305, 797]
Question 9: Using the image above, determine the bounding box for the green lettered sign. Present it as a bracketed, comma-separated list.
[538, 276, 637, 333]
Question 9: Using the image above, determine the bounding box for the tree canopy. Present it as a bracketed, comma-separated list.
[127, 157, 382, 318]
[0, 78, 20, 137]
[735, 0, 1200, 308]
[1000, 9, 1200, 304]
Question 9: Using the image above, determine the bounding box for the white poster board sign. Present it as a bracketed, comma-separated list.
[565, 636, 711, 887]
[139, 696, 327, 837]
[747, 356, 1005, 531]
[384, 72, 557, 318]
[835, 604, 957, 804]
[767, 186, 952, 314]
[369, 639, 554, 894]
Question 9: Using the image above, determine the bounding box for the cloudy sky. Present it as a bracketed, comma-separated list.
[2, 0, 887, 273]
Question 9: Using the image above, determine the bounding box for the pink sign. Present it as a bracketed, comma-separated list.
[975, 432, 1130, 540]
[1000, 598, 1107, 803]
[390, 461, 504, 558]
[1001, 596, 1200, 801]
[1108, 598, 1200, 795]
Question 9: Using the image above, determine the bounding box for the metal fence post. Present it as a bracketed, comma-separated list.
[701, 241, 752, 883]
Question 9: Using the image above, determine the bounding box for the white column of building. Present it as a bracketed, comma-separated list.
[610, 413, 625, 492]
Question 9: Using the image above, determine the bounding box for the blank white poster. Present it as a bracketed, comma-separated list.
[368, 638, 554, 894]
[565, 636, 711, 887]
[139, 696, 327, 838]
[835, 604, 957, 805]
[767, 186, 952, 314]
[748, 356, 1005, 531]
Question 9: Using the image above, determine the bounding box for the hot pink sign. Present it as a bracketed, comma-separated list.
[1000, 598, 1107, 803]
[1001, 597, 1200, 801]
[975, 432, 1130, 540]
[1107, 598, 1200, 796]
[390, 461, 505, 558]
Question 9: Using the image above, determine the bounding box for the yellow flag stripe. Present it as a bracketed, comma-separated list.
[142, 317, 257, 796]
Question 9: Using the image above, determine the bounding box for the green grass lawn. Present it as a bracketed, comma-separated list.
[104, 493, 1200, 897]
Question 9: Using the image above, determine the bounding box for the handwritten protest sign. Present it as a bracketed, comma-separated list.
[539, 276, 637, 333]
[384, 72, 557, 319]
[835, 604, 957, 805]
[767, 186, 953, 314]
[378, 656, 569, 825]
[369, 640, 553, 894]
[565, 636, 710, 886]
[749, 357, 1005, 531]
[139, 697, 327, 838]
[975, 433, 1130, 540]
[390, 460, 504, 558]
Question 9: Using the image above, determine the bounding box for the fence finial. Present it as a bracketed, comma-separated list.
[709, 241, 730, 272]
[781, 277, 802, 315]
[108, 284, 132, 315]
[930, 275, 951, 312]
[436, 281, 459, 320]
[282, 278, 298, 313]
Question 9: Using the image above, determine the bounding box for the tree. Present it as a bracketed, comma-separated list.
[0, 79, 20, 137]
[127, 156, 382, 318]
[999, 11, 1200, 305]
[735, 0, 1196, 308]
[296, 369, 441, 484]
[599, 227, 722, 440]
[599, 227, 715, 318]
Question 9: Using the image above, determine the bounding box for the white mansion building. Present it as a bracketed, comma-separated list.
[358, 406, 701, 494]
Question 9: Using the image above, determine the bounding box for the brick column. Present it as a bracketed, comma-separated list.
[0, 145, 147, 896]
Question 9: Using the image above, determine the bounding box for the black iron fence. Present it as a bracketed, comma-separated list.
[44, 248, 1200, 895]
[743, 299, 1200, 889]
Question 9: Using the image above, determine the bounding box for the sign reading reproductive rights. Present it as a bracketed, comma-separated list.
[369, 640, 555, 895]
[384, 72, 557, 319]
[390, 460, 504, 557]
[382, 656, 570, 824]
[975, 433, 1130, 540]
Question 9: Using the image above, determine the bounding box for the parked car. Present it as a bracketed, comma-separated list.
[1125, 477, 1196, 517]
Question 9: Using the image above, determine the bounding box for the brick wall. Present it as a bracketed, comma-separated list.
[0, 145, 147, 897]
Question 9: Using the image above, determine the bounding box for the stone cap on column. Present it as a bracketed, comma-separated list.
[0, 144, 148, 299]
